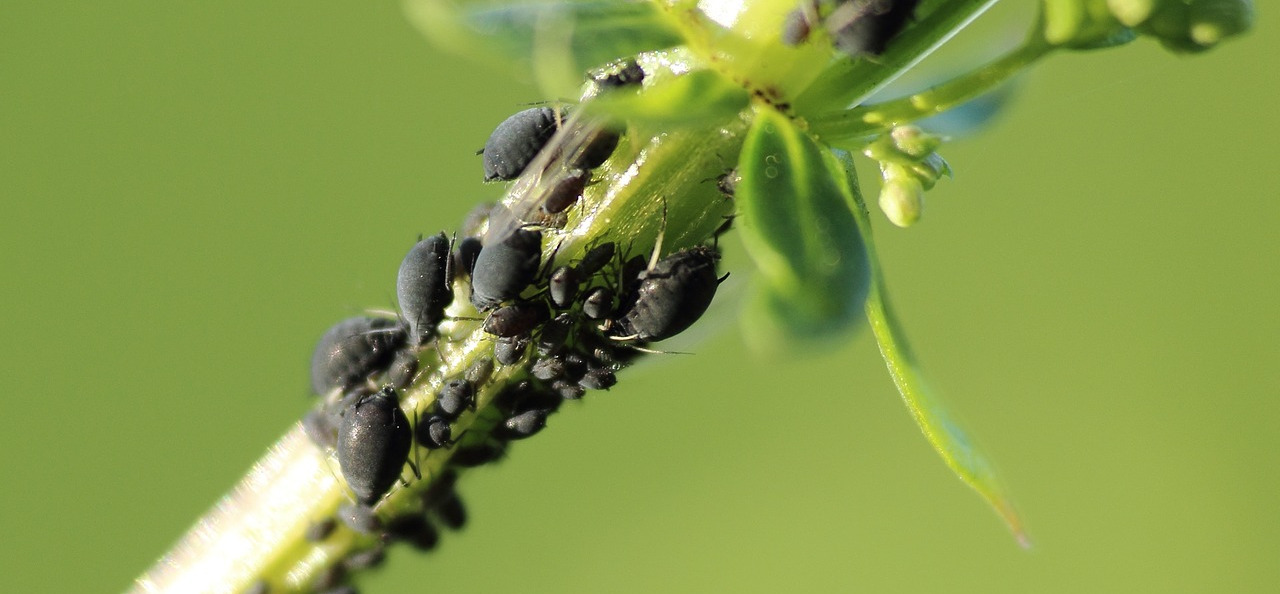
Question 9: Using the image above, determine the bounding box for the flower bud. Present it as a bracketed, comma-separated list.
[879, 173, 924, 228]
[1106, 0, 1157, 26]
[1189, 0, 1254, 47]
[890, 125, 943, 159]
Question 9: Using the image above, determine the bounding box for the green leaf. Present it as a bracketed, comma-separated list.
[405, 0, 682, 98]
[841, 158, 1032, 547]
[583, 68, 749, 127]
[736, 108, 869, 349]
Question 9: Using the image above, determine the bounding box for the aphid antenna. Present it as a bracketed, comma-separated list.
[647, 198, 670, 271]
[603, 335, 692, 356]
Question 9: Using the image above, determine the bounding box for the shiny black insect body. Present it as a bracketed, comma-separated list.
[483, 300, 549, 338]
[591, 58, 645, 89]
[548, 265, 579, 308]
[417, 415, 455, 450]
[482, 107, 562, 181]
[501, 409, 551, 440]
[453, 236, 483, 279]
[530, 356, 566, 381]
[430, 492, 468, 531]
[385, 514, 439, 551]
[828, 0, 919, 57]
[469, 228, 543, 311]
[582, 286, 615, 320]
[579, 368, 617, 391]
[337, 387, 414, 505]
[536, 313, 573, 356]
[617, 246, 723, 342]
[567, 128, 620, 172]
[577, 241, 617, 277]
[396, 232, 453, 346]
[310, 317, 406, 395]
[386, 350, 419, 390]
[493, 335, 528, 366]
[450, 442, 506, 467]
[435, 379, 475, 419]
[541, 167, 590, 215]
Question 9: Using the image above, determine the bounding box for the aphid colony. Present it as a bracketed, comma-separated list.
[292, 58, 727, 593]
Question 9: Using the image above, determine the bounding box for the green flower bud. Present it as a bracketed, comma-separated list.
[890, 126, 944, 159]
[1139, 0, 1253, 53]
[1107, 0, 1158, 26]
[879, 170, 924, 228]
[1189, 0, 1254, 46]
[908, 153, 953, 191]
[1042, 0, 1133, 49]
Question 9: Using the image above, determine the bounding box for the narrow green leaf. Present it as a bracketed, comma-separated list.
[584, 68, 749, 126]
[841, 157, 1032, 547]
[405, 0, 682, 97]
[736, 107, 869, 348]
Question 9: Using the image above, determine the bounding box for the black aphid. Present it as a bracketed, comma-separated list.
[417, 415, 455, 450]
[552, 379, 586, 400]
[465, 356, 494, 385]
[420, 469, 459, 506]
[781, 2, 817, 45]
[435, 379, 475, 419]
[483, 300, 549, 338]
[582, 286, 615, 320]
[591, 58, 646, 89]
[386, 350, 419, 390]
[431, 492, 468, 531]
[338, 502, 383, 534]
[617, 246, 722, 342]
[302, 410, 337, 450]
[828, 0, 919, 57]
[561, 352, 589, 382]
[305, 518, 337, 543]
[493, 335, 528, 366]
[579, 368, 617, 391]
[494, 379, 563, 414]
[501, 409, 551, 440]
[396, 232, 453, 346]
[541, 167, 590, 215]
[337, 387, 414, 505]
[469, 227, 543, 311]
[453, 236, 483, 279]
[343, 545, 386, 571]
[536, 313, 574, 356]
[577, 242, 617, 277]
[450, 442, 506, 467]
[548, 265, 579, 309]
[312, 564, 346, 592]
[384, 514, 439, 551]
[716, 168, 741, 198]
[530, 356, 566, 381]
[459, 202, 494, 237]
[482, 106, 562, 181]
[310, 317, 406, 395]
[568, 128, 621, 172]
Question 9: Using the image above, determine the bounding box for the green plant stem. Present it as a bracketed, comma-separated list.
[808, 39, 1054, 141]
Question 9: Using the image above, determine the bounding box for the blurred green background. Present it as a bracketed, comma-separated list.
[2, 2, 1276, 592]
